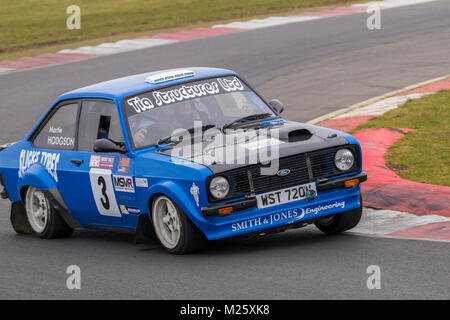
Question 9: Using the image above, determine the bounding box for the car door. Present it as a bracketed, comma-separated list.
[70, 99, 139, 229]
[31, 100, 87, 222]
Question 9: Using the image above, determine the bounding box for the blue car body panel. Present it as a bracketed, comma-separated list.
[0, 67, 364, 240]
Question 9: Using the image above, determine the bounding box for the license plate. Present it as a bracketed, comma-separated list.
[256, 182, 317, 209]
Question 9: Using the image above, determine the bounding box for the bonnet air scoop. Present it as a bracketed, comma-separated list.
[276, 125, 313, 143]
[287, 129, 313, 142]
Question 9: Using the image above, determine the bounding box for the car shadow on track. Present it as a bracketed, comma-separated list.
[4, 222, 359, 257]
[136, 226, 359, 256]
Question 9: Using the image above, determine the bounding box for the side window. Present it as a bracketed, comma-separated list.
[78, 100, 124, 152]
[33, 103, 78, 150]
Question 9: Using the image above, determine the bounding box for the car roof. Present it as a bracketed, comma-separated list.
[57, 67, 238, 102]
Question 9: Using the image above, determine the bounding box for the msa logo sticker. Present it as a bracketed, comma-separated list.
[113, 175, 135, 193]
[89, 155, 115, 169]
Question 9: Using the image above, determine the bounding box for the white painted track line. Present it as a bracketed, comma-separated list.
[333, 92, 431, 118]
[307, 74, 450, 124]
[213, 16, 319, 29]
[58, 39, 177, 55]
[0, 68, 13, 74]
[352, 208, 450, 235]
[353, 0, 438, 8]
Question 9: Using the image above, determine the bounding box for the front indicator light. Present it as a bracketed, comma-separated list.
[345, 179, 360, 188]
[218, 207, 233, 215]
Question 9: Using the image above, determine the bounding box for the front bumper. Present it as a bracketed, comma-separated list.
[197, 178, 363, 240]
[201, 171, 366, 217]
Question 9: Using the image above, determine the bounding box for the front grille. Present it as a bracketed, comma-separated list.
[208, 145, 359, 202]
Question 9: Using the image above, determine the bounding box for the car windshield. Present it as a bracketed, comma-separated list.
[122, 76, 276, 149]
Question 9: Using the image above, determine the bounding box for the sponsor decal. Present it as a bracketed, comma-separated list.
[89, 155, 115, 169]
[127, 97, 155, 113]
[127, 77, 245, 113]
[120, 205, 141, 215]
[190, 182, 200, 207]
[152, 82, 220, 107]
[217, 77, 244, 92]
[296, 201, 346, 218]
[118, 166, 129, 174]
[231, 201, 346, 232]
[119, 157, 130, 166]
[113, 175, 135, 193]
[260, 119, 286, 126]
[19, 149, 60, 182]
[135, 177, 148, 188]
[117, 157, 130, 173]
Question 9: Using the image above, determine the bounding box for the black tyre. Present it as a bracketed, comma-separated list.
[151, 195, 207, 254]
[24, 186, 73, 239]
[314, 197, 363, 235]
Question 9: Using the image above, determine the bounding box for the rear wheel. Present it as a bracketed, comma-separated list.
[151, 195, 207, 254]
[314, 197, 363, 235]
[24, 186, 73, 239]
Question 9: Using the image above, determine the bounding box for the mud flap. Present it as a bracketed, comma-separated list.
[43, 189, 80, 229]
[10, 201, 33, 234]
[135, 214, 156, 244]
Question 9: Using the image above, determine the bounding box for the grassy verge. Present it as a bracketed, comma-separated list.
[352, 90, 450, 187]
[0, 0, 358, 60]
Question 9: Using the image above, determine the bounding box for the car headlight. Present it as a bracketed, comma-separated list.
[209, 176, 230, 199]
[334, 148, 355, 171]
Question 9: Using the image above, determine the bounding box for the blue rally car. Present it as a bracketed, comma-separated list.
[0, 67, 366, 254]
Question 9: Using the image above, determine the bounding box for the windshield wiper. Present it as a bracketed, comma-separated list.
[221, 113, 274, 131]
[156, 124, 216, 147]
[185, 124, 216, 134]
[156, 135, 176, 147]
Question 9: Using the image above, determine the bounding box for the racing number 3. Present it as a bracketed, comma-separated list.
[89, 168, 121, 217]
[97, 176, 110, 210]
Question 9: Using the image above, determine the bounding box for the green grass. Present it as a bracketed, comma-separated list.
[0, 0, 356, 53]
[352, 90, 450, 187]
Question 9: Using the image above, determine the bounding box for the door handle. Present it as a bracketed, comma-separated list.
[71, 159, 83, 165]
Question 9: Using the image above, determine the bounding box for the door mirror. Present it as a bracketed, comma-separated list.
[269, 99, 284, 114]
[93, 139, 126, 154]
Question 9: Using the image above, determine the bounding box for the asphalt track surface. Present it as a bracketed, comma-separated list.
[0, 1, 449, 299]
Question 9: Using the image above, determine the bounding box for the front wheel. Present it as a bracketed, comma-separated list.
[151, 195, 207, 254]
[24, 186, 73, 239]
[314, 197, 363, 235]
